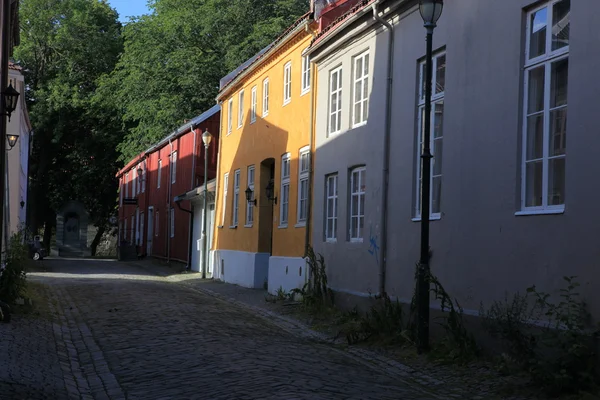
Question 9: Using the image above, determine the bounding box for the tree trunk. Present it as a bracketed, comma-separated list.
[90, 225, 105, 257]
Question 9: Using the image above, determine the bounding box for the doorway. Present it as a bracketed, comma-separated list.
[147, 207, 154, 255]
[258, 158, 275, 255]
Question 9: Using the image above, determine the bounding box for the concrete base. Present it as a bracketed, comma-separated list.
[267, 256, 308, 295]
[211, 249, 269, 289]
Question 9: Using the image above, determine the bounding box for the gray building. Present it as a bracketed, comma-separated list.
[308, 0, 593, 319]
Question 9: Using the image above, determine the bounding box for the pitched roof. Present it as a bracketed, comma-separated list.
[310, 0, 377, 48]
[8, 61, 21, 71]
[217, 11, 312, 98]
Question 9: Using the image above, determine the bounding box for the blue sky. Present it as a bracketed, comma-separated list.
[107, 0, 151, 23]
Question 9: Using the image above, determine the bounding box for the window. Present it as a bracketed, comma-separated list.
[350, 167, 366, 241]
[222, 173, 229, 226]
[301, 53, 311, 94]
[325, 174, 338, 241]
[155, 211, 159, 237]
[227, 98, 233, 134]
[171, 151, 177, 184]
[353, 51, 370, 127]
[263, 78, 270, 117]
[157, 159, 162, 188]
[251, 86, 257, 123]
[125, 173, 129, 198]
[280, 154, 291, 225]
[246, 166, 255, 225]
[415, 52, 445, 219]
[238, 90, 244, 128]
[329, 66, 343, 135]
[170, 208, 175, 238]
[297, 148, 310, 223]
[136, 166, 141, 195]
[141, 167, 145, 193]
[522, 0, 569, 212]
[233, 170, 240, 226]
[283, 62, 292, 105]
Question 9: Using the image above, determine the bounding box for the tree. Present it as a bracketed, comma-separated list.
[105, 0, 309, 161]
[14, 0, 123, 253]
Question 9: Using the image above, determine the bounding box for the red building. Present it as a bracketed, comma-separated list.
[116, 105, 220, 264]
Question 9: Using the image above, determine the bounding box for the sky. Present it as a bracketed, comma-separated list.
[107, 0, 151, 23]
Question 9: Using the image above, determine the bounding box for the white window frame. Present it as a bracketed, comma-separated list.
[171, 151, 177, 184]
[170, 208, 175, 238]
[232, 169, 240, 226]
[222, 173, 229, 226]
[328, 66, 343, 136]
[250, 86, 257, 123]
[520, 0, 569, 214]
[301, 52, 311, 95]
[227, 98, 233, 134]
[325, 174, 338, 241]
[246, 166, 255, 226]
[349, 166, 366, 242]
[415, 51, 445, 220]
[263, 78, 270, 117]
[238, 90, 244, 128]
[297, 147, 310, 224]
[280, 153, 291, 226]
[352, 50, 370, 128]
[157, 159, 162, 189]
[283, 62, 292, 105]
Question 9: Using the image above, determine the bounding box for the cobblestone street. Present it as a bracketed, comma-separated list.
[0, 259, 442, 400]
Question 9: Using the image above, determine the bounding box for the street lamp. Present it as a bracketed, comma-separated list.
[3, 82, 19, 122]
[245, 186, 257, 206]
[265, 180, 277, 205]
[201, 129, 212, 279]
[6, 133, 17, 150]
[417, 0, 443, 354]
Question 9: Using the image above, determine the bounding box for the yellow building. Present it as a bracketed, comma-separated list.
[212, 13, 316, 292]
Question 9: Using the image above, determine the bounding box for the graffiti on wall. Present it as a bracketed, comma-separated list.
[368, 225, 380, 265]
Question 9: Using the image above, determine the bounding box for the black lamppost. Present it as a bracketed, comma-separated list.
[245, 187, 257, 206]
[417, 0, 443, 354]
[201, 129, 212, 279]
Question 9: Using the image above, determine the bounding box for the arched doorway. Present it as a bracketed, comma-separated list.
[63, 212, 80, 248]
[258, 158, 275, 255]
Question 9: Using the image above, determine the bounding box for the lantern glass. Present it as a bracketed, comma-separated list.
[4, 83, 19, 114]
[6, 134, 18, 149]
[419, 0, 443, 25]
[202, 129, 212, 146]
[245, 186, 253, 202]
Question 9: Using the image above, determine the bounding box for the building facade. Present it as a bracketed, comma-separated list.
[308, 0, 596, 319]
[212, 13, 316, 292]
[117, 106, 220, 265]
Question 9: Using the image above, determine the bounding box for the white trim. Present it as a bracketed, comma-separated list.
[227, 98, 233, 135]
[157, 159, 162, 189]
[222, 173, 229, 226]
[297, 146, 310, 224]
[280, 153, 291, 225]
[301, 51, 311, 95]
[250, 86, 257, 123]
[411, 215, 442, 222]
[325, 174, 338, 240]
[246, 165, 255, 226]
[349, 166, 366, 241]
[515, 207, 565, 216]
[262, 78, 270, 117]
[328, 66, 343, 136]
[237, 90, 244, 128]
[233, 169, 240, 226]
[283, 62, 292, 105]
[352, 50, 370, 128]
[171, 151, 177, 184]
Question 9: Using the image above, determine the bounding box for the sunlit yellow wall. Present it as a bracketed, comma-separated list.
[213, 27, 315, 258]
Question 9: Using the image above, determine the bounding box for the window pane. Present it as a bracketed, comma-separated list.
[435, 54, 445, 94]
[356, 57, 363, 79]
[432, 175, 442, 214]
[528, 67, 545, 114]
[433, 101, 444, 139]
[351, 194, 358, 217]
[526, 114, 544, 160]
[326, 219, 333, 238]
[362, 99, 368, 122]
[327, 198, 334, 217]
[355, 80, 361, 102]
[525, 161, 543, 207]
[359, 193, 365, 217]
[552, 0, 570, 51]
[433, 138, 443, 176]
[354, 103, 361, 125]
[548, 157, 565, 205]
[364, 54, 369, 75]
[351, 216, 358, 238]
[551, 58, 568, 108]
[550, 108, 567, 156]
[420, 63, 425, 102]
[529, 7, 547, 59]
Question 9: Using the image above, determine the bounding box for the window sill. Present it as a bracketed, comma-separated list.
[325, 239, 337, 243]
[412, 214, 442, 222]
[351, 121, 367, 129]
[350, 238, 363, 243]
[250, 119, 255, 124]
[515, 208, 564, 216]
[226, 131, 232, 136]
[244, 224, 253, 228]
[301, 88, 310, 96]
[278, 224, 288, 229]
[262, 112, 269, 118]
[283, 100, 291, 107]
[217, 225, 224, 229]
[295, 222, 306, 228]
[229, 225, 238, 229]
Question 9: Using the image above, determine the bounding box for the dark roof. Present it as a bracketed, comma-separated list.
[310, 0, 376, 48]
[218, 11, 312, 96]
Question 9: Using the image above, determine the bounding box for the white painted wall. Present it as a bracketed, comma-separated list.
[268, 256, 308, 295]
[211, 249, 269, 289]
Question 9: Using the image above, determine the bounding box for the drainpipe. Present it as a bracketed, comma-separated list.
[167, 138, 173, 263]
[304, 23, 316, 259]
[185, 126, 198, 270]
[372, 2, 394, 297]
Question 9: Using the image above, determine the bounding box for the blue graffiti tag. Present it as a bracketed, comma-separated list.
[368, 225, 380, 265]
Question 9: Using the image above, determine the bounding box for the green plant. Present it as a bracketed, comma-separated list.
[291, 246, 333, 310]
[276, 286, 288, 301]
[0, 231, 29, 304]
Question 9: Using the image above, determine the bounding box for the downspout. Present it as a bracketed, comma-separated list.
[143, 156, 150, 255]
[372, 2, 394, 297]
[185, 127, 198, 270]
[304, 23, 316, 259]
[167, 138, 173, 263]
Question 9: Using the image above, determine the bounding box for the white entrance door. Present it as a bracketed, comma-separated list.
[191, 204, 202, 272]
[207, 203, 215, 276]
[147, 207, 154, 255]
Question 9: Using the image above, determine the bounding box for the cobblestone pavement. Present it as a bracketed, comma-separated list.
[6, 259, 446, 400]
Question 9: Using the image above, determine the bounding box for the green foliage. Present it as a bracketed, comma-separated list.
[0, 231, 29, 304]
[105, 0, 309, 160]
[481, 276, 599, 394]
[291, 246, 333, 310]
